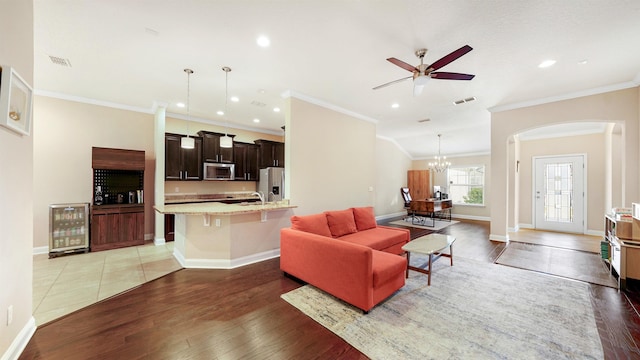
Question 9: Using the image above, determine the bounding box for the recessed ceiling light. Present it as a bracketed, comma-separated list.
[273, 107, 281, 112]
[176, 102, 185, 108]
[253, 118, 260, 123]
[230, 96, 239, 102]
[217, 110, 224, 116]
[257, 35, 270, 47]
[391, 103, 399, 109]
[578, 59, 588, 65]
[258, 89, 266, 94]
[538, 59, 556, 68]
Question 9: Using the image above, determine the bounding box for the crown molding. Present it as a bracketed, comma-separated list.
[282, 90, 379, 124]
[488, 81, 639, 113]
[34, 90, 284, 137]
[376, 134, 413, 159]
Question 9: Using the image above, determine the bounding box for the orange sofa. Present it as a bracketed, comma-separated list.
[280, 207, 409, 312]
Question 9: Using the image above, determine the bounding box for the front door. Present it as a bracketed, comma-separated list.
[534, 155, 585, 233]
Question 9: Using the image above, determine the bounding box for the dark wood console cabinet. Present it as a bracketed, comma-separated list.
[91, 204, 145, 251]
[91, 147, 146, 252]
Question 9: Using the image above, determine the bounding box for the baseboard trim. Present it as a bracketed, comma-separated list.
[1, 317, 36, 360]
[586, 229, 604, 237]
[489, 234, 510, 243]
[32, 246, 48, 256]
[154, 237, 166, 246]
[451, 214, 490, 222]
[376, 211, 406, 222]
[172, 249, 280, 269]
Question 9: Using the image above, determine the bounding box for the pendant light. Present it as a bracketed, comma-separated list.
[181, 68, 195, 149]
[428, 134, 451, 173]
[219, 66, 233, 148]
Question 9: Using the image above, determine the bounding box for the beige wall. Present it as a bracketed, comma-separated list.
[286, 96, 377, 215]
[491, 87, 639, 241]
[412, 155, 492, 220]
[518, 132, 611, 232]
[374, 137, 412, 217]
[0, 0, 34, 356]
[33, 97, 156, 249]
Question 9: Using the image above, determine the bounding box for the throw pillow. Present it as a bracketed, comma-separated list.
[325, 209, 358, 238]
[352, 206, 377, 231]
[291, 213, 332, 237]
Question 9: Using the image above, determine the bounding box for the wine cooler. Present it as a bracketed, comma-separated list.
[49, 203, 90, 258]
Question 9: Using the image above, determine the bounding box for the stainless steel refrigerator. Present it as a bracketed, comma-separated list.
[259, 167, 284, 202]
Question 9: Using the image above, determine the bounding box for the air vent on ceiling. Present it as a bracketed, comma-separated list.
[49, 56, 72, 67]
[250, 100, 266, 107]
[417, 118, 431, 123]
[453, 96, 476, 105]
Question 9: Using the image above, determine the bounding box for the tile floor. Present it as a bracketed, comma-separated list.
[33, 242, 182, 326]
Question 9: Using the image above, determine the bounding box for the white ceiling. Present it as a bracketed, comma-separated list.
[33, 1, 640, 159]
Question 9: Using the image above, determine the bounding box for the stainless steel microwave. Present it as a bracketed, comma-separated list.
[203, 162, 235, 181]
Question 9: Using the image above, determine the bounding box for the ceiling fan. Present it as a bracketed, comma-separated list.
[373, 45, 475, 96]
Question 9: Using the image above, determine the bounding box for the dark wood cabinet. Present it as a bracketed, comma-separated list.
[164, 214, 175, 242]
[408, 170, 431, 200]
[255, 139, 284, 168]
[198, 131, 235, 163]
[91, 205, 144, 252]
[165, 133, 202, 180]
[233, 142, 259, 181]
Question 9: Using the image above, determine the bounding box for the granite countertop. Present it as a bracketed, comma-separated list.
[164, 192, 259, 204]
[155, 201, 296, 215]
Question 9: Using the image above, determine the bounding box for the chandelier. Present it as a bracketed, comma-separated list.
[428, 134, 451, 173]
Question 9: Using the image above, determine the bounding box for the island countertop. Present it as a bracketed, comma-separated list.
[154, 201, 297, 216]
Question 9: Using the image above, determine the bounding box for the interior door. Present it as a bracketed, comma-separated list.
[534, 155, 585, 233]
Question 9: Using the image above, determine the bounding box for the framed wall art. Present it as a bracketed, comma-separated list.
[0, 65, 33, 136]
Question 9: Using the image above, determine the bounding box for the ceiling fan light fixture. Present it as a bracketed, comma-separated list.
[414, 74, 430, 86]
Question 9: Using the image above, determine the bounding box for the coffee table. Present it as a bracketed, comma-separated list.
[402, 233, 456, 285]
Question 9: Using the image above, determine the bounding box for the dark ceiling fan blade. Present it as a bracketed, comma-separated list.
[373, 76, 412, 90]
[387, 58, 418, 72]
[430, 72, 475, 80]
[428, 45, 473, 71]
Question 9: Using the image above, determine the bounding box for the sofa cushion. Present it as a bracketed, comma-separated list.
[352, 206, 377, 231]
[290, 213, 332, 237]
[339, 227, 407, 252]
[325, 209, 358, 238]
[371, 251, 406, 288]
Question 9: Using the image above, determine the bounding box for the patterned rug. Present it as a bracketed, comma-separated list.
[496, 242, 617, 288]
[388, 219, 458, 231]
[281, 256, 604, 360]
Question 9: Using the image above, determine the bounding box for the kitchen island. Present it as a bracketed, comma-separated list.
[155, 201, 296, 269]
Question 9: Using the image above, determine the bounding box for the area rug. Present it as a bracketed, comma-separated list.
[388, 219, 458, 231]
[495, 242, 617, 288]
[281, 256, 603, 360]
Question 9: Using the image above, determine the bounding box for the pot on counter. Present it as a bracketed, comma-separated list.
[117, 193, 125, 204]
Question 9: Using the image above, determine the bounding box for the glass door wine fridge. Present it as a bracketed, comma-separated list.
[49, 203, 90, 258]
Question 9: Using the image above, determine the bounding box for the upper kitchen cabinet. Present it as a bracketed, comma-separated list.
[198, 130, 235, 163]
[255, 139, 284, 168]
[233, 142, 259, 181]
[165, 133, 202, 181]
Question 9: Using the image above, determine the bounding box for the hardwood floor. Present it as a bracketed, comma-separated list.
[19, 219, 640, 359]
